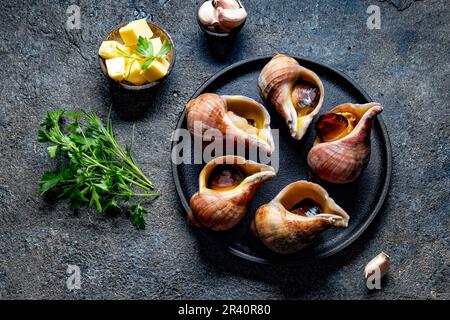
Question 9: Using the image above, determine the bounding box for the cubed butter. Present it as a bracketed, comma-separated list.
[105, 57, 126, 81]
[119, 19, 153, 46]
[99, 41, 121, 59]
[116, 43, 133, 56]
[99, 41, 132, 59]
[150, 37, 162, 54]
[124, 58, 147, 86]
[140, 60, 169, 83]
[157, 57, 170, 69]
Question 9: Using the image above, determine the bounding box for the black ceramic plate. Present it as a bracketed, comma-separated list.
[171, 56, 391, 263]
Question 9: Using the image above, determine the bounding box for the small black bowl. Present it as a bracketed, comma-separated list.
[99, 20, 176, 119]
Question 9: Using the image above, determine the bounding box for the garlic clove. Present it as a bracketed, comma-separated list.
[364, 252, 390, 279]
[215, 0, 241, 10]
[198, 1, 219, 28]
[217, 7, 247, 32]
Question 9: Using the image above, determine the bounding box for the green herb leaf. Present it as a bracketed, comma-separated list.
[68, 187, 88, 209]
[40, 172, 61, 194]
[141, 57, 155, 70]
[89, 189, 102, 213]
[104, 198, 120, 212]
[69, 133, 85, 145]
[67, 122, 81, 134]
[94, 181, 109, 192]
[47, 146, 58, 158]
[60, 167, 74, 180]
[156, 41, 172, 58]
[116, 46, 134, 59]
[136, 37, 172, 71]
[41, 110, 64, 128]
[38, 129, 51, 143]
[65, 112, 81, 119]
[136, 36, 154, 58]
[130, 204, 147, 229]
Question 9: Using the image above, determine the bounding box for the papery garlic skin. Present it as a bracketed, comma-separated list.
[198, 0, 247, 33]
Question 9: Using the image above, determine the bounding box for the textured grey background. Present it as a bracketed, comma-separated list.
[0, 0, 449, 300]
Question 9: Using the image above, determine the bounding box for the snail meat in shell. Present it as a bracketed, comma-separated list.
[307, 102, 383, 184]
[291, 199, 322, 217]
[258, 54, 324, 140]
[251, 180, 349, 254]
[186, 93, 275, 154]
[189, 155, 276, 231]
[207, 164, 245, 190]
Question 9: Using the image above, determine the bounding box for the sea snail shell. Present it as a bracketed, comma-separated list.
[258, 54, 324, 140]
[186, 93, 275, 154]
[189, 155, 276, 231]
[307, 102, 383, 184]
[251, 180, 349, 254]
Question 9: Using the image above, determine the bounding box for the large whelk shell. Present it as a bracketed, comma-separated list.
[307, 102, 383, 184]
[251, 180, 349, 254]
[258, 54, 324, 140]
[189, 155, 276, 231]
[186, 93, 275, 154]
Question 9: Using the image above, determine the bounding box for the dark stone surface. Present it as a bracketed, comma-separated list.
[0, 0, 448, 299]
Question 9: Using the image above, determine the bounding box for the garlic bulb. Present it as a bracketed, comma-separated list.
[198, 0, 247, 33]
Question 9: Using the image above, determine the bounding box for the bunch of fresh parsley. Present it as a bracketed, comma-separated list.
[38, 110, 159, 229]
[117, 36, 172, 71]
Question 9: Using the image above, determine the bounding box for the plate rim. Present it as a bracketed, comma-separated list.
[171, 55, 392, 264]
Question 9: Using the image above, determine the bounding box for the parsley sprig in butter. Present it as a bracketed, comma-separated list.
[136, 36, 172, 70]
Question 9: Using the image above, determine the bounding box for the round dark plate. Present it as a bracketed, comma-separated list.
[171, 56, 391, 263]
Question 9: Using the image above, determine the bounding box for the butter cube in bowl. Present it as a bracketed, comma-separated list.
[99, 19, 175, 118]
